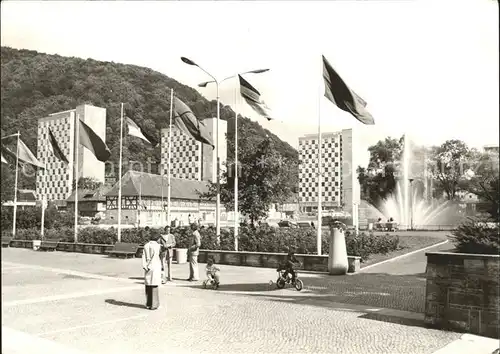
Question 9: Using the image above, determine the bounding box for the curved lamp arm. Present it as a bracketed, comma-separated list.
[181, 56, 218, 85]
[198, 68, 270, 87]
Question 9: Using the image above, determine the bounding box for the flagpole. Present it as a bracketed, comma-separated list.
[40, 157, 47, 240]
[117, 103, 124, 242]
[161, 169, 164, 224]
[317, 56, 323, 256]
[167, 88, 173, 226]
[74, 114, 80, 243]
[234, 88, 239, 251]
[12, 131, 20, 237]
[139, 181, 142, 227]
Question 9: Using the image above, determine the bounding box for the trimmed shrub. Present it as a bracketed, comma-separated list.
[346, 232, 400, 260]
[1, 206, 75, 232]
[449, 217, 500, 254]
[44, 227, 75, 242]
[77, 227, 117, 244]
[13, 228, 41, 240]
[8, 224, 400, 261]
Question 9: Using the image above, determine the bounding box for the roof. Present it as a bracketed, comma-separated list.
[17, 189, 37, 202]
[66, 185, 112, 202]
[105, 170, 210, 200]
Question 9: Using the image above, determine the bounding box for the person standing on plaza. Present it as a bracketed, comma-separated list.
[188, 214, 194, 225]
[142, 232, 162, 310]
[187, 223, 201, 281]
[159, 226, 176, 283]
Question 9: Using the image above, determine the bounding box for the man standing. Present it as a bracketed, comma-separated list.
[159, 226, 176, 283]
[142, 232, 162, 310]
[187, 223, 201, 281]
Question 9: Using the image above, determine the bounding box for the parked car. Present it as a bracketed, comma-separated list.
[297, 221, 314, 228]
[278, 220, 298, 228]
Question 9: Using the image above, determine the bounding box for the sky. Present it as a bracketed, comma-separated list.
[1, 0, 498, 167]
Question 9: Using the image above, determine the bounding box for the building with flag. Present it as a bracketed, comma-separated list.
[298, 128, 360, 219]
[104, 170, 217, 227]
[35, 104, 107, 206]
[160, 118, 227, 182]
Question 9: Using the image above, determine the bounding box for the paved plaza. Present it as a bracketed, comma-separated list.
[0, 243, 493, 354]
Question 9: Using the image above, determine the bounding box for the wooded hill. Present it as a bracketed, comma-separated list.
[0, 47, 298, 184]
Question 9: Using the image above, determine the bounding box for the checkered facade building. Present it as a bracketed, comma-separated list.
[35, 105, 106, 203]
[160, 126, 202, 180]
[299, 131, 344, 208]
[36, 111, 75, 201]
[160, 118, 227, 182]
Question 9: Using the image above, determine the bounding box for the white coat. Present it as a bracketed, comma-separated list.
[142, 240, 162, 286]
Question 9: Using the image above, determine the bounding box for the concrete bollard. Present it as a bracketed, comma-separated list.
[328, 222, 348, 275]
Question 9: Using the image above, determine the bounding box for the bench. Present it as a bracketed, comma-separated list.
[1, 237, 12, 248]
[39, 239, 60, 251]
[106, 242, 139, 259]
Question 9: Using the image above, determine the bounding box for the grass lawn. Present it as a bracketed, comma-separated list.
[360, 231, 455, 267]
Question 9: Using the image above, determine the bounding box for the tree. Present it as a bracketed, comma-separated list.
[201, 138, 296, 225]
[461, 150, 499, 220]
[428, 140, 471, 200]
[357, 136, 403, 206]
[72, 177, 103, 190]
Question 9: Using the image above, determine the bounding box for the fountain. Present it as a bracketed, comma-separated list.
[373, 135, 457, 229]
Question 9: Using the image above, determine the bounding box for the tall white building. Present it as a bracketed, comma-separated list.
[36, 104, 107, 204]
[298, 128, 360, 219]
[160, 118, 227, 182]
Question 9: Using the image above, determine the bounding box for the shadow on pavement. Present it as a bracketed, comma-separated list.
[230, 292, 430, 330]
[203, 272, 429, 314]
[128, 277, 144, 280]
[105, 299, 145, 309]
[183, 281, 280, 292]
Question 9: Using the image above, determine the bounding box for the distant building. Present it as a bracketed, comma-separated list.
[2, 189, 37, 210]
[160, 118, 227, 182]
[298, 128, 360, 220]
[35, 104, 107, 207]
[483, 145, 499, 154]
[66, 185, 112, 217]
[104, 170, 218, 227]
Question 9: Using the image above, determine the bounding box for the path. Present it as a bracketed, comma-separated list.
[360, 239, 453, 275]
[0, 247, 485, 354]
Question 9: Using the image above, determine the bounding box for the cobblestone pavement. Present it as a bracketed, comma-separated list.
[2, 248, 463, 354]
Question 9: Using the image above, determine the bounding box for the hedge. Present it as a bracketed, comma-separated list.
[6, 225, 401, 261]
[449, 217, 500, 254]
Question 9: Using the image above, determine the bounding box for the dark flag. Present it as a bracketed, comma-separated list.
[322, 55, 375, 125]
[1, 136, 45, 169]
[78, 119, 111, 162]
[172, 97, 214, 149]
[239, 75, 273, 120]
[49, 129, 69, 164]
[126, 117, 158, 147]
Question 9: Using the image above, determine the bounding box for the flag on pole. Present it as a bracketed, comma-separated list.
[172, 97, 214, 148]
[126, 117, 158, 147]
[49, 129, 69, 164]
[1, 137, 45, 169]
[238, 75, 273, 120]
[78, 119, 111, 162]
[322, 55, 375, 125]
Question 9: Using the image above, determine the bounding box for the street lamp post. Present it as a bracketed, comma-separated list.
[409, 178, 414, 230]
[181, 56, 269, 247]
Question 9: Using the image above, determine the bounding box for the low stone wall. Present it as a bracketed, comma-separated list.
[7, 240, 361, 273]
[425, 252, 500, 338]
[197, 250, 360, 273]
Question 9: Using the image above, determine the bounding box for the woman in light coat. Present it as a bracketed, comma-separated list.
[142, 232, 162, 310]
